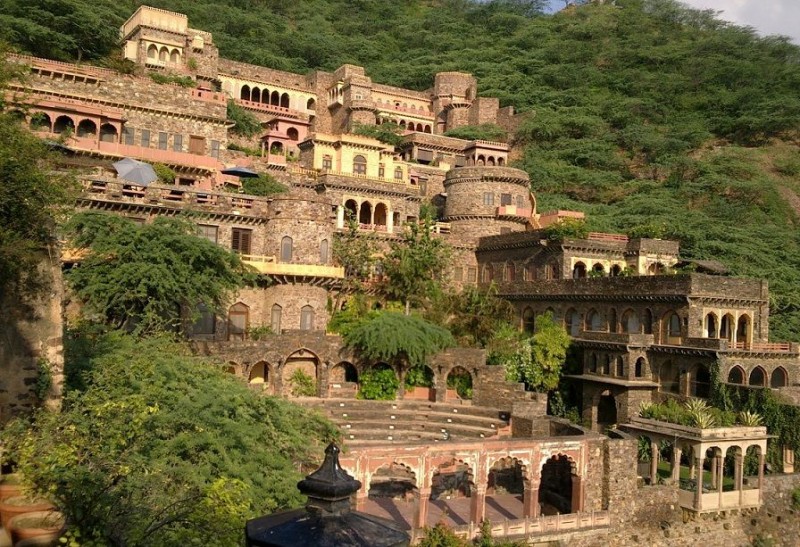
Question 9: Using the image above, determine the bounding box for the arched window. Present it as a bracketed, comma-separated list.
[635, 358, 645, 378]
[544, 262, 558, 280]
[727, 366, 745, 385]
[643, 309, 653, 334]
[240, 85, 250, 101]
[565, 309, 580, 337]
[615, 356, 624, 377]
[621, 309, 639, 334]
[668, 313, 681, 337]
[271, 90, 280, 106]
[720, 314, 734, 342]
[749, 366, 766, 387]
[270, 304, 282, 334]
[522, 307, 535, 334]
[99, 123, 118, 143]
[300, 305, 314, 330]
[572, 262, 587, 279]
[771, 367, 788, 388]
[280, 93, 290, 108]
[524, 263, 536, 281]
[170, 49, 179, 63]
[319, 239, 329, 264]
[344, 199, 357, 220]
[394, 167, 403, 180]
[54, 115, 74, 135]
[608, 309, 617, 333]
[280, 236, 293, 262]
[610, 264, 622, 277]
[481, 265, 492, 283]
[586, 310, 603, 332]
[77, 119, 97, 138]
[307, 98, 316, 110]
[507, 262, 516, 282]
[592, 263, 604, 276]
[353, 155, 367, 175]
[261, 88, 270, 104]
[159, 47, 168, 62]
[705, 313, 718, 338]
[147, 44, 158, 59]
[736, 315, 751, 347]
[227, 302, 249, 341]
[287, 128, 299, 141]
[358, 201, 372, 225]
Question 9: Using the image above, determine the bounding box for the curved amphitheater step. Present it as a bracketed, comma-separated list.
[299, 398, 511, 446]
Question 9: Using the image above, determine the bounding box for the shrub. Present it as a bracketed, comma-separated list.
[792, 487, 800, 510]
[247, 324, 272, 340]
[152, 162, 175, 184]
[357, 366, 399, 400]
[227, 100, 262, 138]
[289, 369, 317, 397]
[404, 363, 434, 388]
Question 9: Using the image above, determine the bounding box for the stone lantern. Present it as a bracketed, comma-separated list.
[245, 443, 410, 546]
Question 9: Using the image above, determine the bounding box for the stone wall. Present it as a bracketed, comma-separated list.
[0, 254, 64, 421]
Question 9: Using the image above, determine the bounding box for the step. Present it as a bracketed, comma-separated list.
[305, 398, 510, 422]
[325, 408, 506, 430]
[340, 428, 446, 443]
[337, 420, 497, 439]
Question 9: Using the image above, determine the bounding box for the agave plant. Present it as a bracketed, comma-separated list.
[737, 410, 763, 427]
[690, 409, 717, 429]
[638, 401, 654, 417]
[684, 398, 709, 414]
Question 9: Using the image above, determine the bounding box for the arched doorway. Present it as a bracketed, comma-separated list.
[539, 455, 575, 515]
[404, 364, 435, 401]
[486, 458, 525, 520]
[248, 361, 270, 391]
[727, 366, 745, 384]
[720, 314, 734, 343]
[572, 262, 587, 279]
[373, 203, 388, 228]
[771, 367, 788, 388]
[359, 201, 372, 225]
[692, 364, 711, 398]
[749, 366, 766, 387]
[522, 307, 535, 334]
[344, 199, 358, 221]
[53, 115, 74, 135]
[446, 367, 473, 401]
[329, 361, 358, 397]
[565, 308, 580, 337]
[736, 315, 751, 348]
[430, 460, 473, 500]
[705, 313, 718, 338]
[358, 362, 399, 400]
[621, 309, 640, 333]
[282, 349, 319, 397]
[597, 392, 617, 429]
[369, 463, 417, 501]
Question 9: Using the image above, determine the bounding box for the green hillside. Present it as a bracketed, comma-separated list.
[3, 0, 800, 338]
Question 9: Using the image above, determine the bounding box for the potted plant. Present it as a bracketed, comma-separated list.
[0, 473, 24, 502]
[8, 510, 64, 544]
[0, 495, 54, 529]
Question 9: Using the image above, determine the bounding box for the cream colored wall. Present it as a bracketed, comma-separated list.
[219, 76, 317, 112]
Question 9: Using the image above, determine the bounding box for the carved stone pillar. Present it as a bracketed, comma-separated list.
[414, 488, 431, 530]
[694, 457, 703, 511]
[470, 486, 486, 524]
[650, 441, 660, 485]
[784, 445, 795, 474]
[671, 446, 682, 482]
[571, 474, 584, 513]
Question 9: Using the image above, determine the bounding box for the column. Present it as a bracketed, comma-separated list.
[414, 488, 430, 530]
[717, 453, 724, 509]
[650, 441, 660, 485]
[387, 208, 394, 233]
[571, 474, 584, 513]
[694, 457, 703, 510]
[735, 451, 744, 506]
[470, 485, 486, 524]
[523, 481, 539, 518]
[758, 451, 765, 504]
[710, 453, 718, 491]
[671, 446, 683, 483]
[783, 445, 795, 474]
[336, 205, 345, 229]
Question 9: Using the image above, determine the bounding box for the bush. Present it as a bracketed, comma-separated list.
[444, 123, 507, 143]
[247, 324, 272, 340]
[152, 162, 175, 184]
[792, 487, 800, 510]
[240, 174, 288, 196]
[289, 368, 317, 397]
[405, 363, 434, 388]
[149, 72, 195, 88]
[357, 366, 399, 400]
[227, 100, 262, 137]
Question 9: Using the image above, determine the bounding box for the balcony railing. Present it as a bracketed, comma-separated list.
[496, 205, 532, 218]
[588, 232, 629, 242]
[733, 341, 793, 352]
[240, 256, 344, 278]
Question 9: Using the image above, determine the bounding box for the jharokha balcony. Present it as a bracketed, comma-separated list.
[495, 205, 532, 219]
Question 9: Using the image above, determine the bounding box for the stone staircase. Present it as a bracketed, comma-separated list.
[300, 398, 511, 447]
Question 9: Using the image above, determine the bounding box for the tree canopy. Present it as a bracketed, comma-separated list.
[64, 212, 250, 333]
[502, 313, 571, 392]
[12, 333, 338, 546]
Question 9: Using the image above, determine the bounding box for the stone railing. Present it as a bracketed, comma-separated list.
[496, 205, 532, 218]
[235, 98, 294, 115]
[241, 256, 344, 278]
[444, 511, 610, 541]
[588, 232, 629, 242]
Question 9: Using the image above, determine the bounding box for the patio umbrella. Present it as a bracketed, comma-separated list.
[221, 166, 260, 178]
[113, 158, 158, 186]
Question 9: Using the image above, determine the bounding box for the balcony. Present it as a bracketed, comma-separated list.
[496, 205, 532, 218]
[241, 255, 344, 278]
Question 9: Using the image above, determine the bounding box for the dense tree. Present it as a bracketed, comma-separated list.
[502, 313, 571, 392]
[446, 285, 515, 347]
[64, 212, 250, 333]
[343, 311, 455, 367]
[12, 333, 338, 546]
[240, 174, 288, 196]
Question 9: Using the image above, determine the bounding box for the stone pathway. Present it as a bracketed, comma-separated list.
[362, 494, 525, 529]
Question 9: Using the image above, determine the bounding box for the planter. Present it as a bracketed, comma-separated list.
[404, 386, 435, 401]
[0, 496, 55, 530]
[0, 474, 24, 502]
[8, 510, 64, 544]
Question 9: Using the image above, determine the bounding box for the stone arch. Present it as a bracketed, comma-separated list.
[621, 309, 640, 334]
[771, 367, 788, 388]
[539, 455, 577, 514]
[446, 366, 473, 400]
[307, 98, 316, 110]
[597, 391, 617, 428]
[369, 462, 417, 500]
[572, 262, 587, 279]
[608, 308, 617, 333]
[544, 262, 559, 280]
[358, 200, 372, 225]
[282, 348, 320, 396]
[227, 302, 249, 341]
[522, 307, 535, 334]
[736, 314, 752, 347]
[691, 363, 711, 398]
[565, 308, 580, 337]
[373, 202, 388, 227]
[506, 261, 516, 282]
[287, 127, 299, 141]
[585, 309, 603, 332]
[329, 361, 358, 397]
[280, 235, 293, 262]
[705, 313, 718, 338]
[477, 155, 485, 166]
[170, 49, 180, 63]
[280, 93, 290, 108]
[592, 263, 604, 276]
[344, 199, 358, 220]
[487, 156, 496, 166]
[53, 115, 75, 135]
[224, 362, 239, 375]
[749, 366, 767, 387]
[647, 262, 666, 275]
[147, 44, 158, 59]
[404, 363, 435, 401]
[99, 123, 118, 143]
[643, 308, 654, 334]
[430, 459, 474, 500]
[728, 365, 745, 385]
[29, 111, 51, 131]
[300, 305, 314, 331]
[159, 46, 169, 62]
[319, 239, 329, 264]
[659, 360, 680, 394]
[240, 85, 250, 101]
[720, 313, 735, 343]
[487, 457, 526, 496]
[271, 90, 280, 106]
[662, 311, 682, 343]
[498, 157, 505, 165]
[615, 356, 624, 377]
[610, 264, 622, 277]
[424, 125, 432, 133]
[251, 87, 262, 103]
[248, 360, 270, 386]
[76, 119, 97, 138]
[635, 357, 646, 378]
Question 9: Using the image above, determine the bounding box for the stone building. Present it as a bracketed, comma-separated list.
[7, 4, 800, 544]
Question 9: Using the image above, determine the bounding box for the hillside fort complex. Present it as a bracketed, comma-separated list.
[5, 6, 800, 545]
